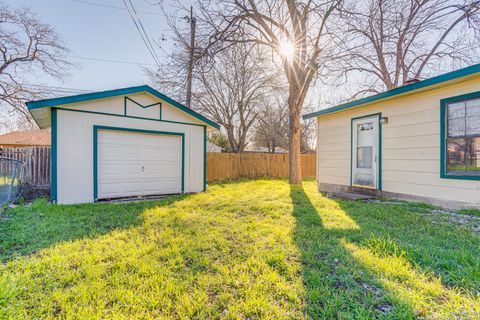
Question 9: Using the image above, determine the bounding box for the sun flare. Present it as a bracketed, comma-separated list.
[279, 38, 295, 60]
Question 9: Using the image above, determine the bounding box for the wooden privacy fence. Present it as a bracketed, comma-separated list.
[0, 148, 314, 187]
[0, 147, 51, 186]
[207, 153, 316, 182]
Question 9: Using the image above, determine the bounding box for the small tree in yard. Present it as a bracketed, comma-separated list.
[208, 132, 231, 152]
[202, 0, 343, 184]
[0, 3, 71, 131]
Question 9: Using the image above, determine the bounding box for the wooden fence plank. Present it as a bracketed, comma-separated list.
[207, 152, 316, 182]
[0, 146, 51, 186]
[1, 148, 315, 186]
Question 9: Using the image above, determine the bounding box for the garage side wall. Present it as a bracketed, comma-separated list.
[316, 77, 480, 207]
[55, 96, 206, 204]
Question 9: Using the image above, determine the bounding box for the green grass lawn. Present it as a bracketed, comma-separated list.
[1, 179, 480, 319]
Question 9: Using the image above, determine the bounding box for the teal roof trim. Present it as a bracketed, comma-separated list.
[303, 63, 480, 119]
[27, 85, 221, 129]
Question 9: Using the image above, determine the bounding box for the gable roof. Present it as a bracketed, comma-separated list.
[0, 130, 51, 146]
[303, 63, 480, 119]
[26, 85, 221, 129]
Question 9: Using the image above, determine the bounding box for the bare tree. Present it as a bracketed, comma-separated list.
[255, 97, 316, 153]
[0, 2, 71, 131]
[300, 117, 316, 152]
[339, 0, 480, 96]
[254, 98, 289, 153]
[199, 0, 342, 183]
[195, 44, 279, 152]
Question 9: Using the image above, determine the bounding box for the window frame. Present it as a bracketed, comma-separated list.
[440, 90, 480, 180]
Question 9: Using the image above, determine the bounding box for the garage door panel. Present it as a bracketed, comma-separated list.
[124, 164, 142, 174]
[123, 181, 143, 193]
[143, 179, 180, 193]
[144, 163, 179, 174]
[100, 165, 120, 175]
[100, 182, 122, 195]
[101, 146, 143, 160]
[97, 130, 182, 199]
[143, 135, 178, 147]
[145, 151, 179, 161]
[101, 162, 140, 175]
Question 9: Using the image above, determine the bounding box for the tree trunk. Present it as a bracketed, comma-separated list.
[288, 90, 302, 185]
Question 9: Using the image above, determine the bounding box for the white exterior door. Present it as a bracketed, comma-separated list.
[352, 116, 379, 189]
[97, 130, 182, 199]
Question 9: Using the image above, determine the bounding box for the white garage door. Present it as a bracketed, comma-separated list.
[97, 130, 182, 199]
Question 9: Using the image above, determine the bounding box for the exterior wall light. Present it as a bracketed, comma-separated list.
[380, 116, 389, 124]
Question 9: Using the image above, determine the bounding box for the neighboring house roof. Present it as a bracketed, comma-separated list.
[303, 63, 480, 119]
[206, 142, 222, 153]
[0, 130, 51, 146]
[26, 85, 221, 130]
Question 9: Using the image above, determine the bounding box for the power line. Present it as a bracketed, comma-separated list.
[71, 0, 164, 16]
[19, 83, 93, 94]
[69, 54, 156, 66]
[122, 0, 161, 68]
[128, 0, 161, 65]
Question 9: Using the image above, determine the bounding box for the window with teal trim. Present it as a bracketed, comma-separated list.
[445, 96, 480, 176]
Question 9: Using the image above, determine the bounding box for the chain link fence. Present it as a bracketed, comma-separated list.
[0, 157, 25, 206]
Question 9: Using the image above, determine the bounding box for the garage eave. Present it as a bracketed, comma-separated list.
[27, 85, 221, 130]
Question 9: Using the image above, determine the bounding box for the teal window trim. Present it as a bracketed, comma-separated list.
[350, 113, 382, 191]
[124, 96, 162, 120]
[51, 108, 57, 203]
[440, 90, 480, 181]
[93, 125, 185, 202]
[26, 85, 221, 129]
[56, 107, 206, 128]
[304, 63, 480, 119]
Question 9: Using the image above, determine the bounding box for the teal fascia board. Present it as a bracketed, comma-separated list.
[27, 85, 221, 130]
[303, 64, 480, 119]
[51, 108, 57, 203]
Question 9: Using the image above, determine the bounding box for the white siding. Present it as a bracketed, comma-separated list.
[316, 77, 480, 206]
[56, 93, 205, 204]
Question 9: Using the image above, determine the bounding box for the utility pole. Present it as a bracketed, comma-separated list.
[185, 5, 196, 109]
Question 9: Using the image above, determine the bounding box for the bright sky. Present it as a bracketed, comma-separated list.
[9, 0, 174, 93]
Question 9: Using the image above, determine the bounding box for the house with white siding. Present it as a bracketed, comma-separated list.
[304, 64, 480, 209]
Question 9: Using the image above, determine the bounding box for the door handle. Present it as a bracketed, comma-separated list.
[141, 166, 145, 172]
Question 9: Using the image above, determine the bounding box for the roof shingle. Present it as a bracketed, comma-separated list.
[0, 130, 51, 146]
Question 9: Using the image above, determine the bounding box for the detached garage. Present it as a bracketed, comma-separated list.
[27, 85, 220, 204]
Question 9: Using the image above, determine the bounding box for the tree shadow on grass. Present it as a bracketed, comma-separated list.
[292, 183, 480, 318]
[0, 195, 190, 263]
[290, 184, 417, 318]
[336, 198, 480, 296]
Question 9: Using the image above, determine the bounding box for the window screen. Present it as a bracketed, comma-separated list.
[357, 146, 373, 169]
[446, 97, 480, 175]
